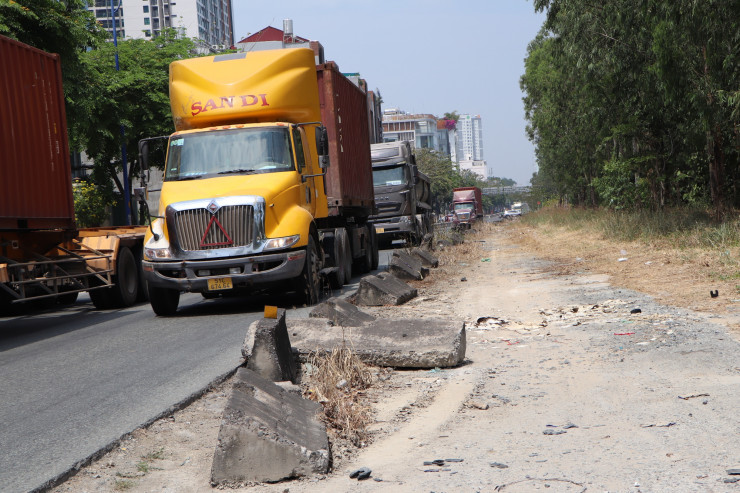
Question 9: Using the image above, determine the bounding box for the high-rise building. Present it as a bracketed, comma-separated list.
[457, 114, 484, 161]
[87, 0, 234, 49]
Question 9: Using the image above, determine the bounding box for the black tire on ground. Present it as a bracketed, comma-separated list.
[149, 285, 180, 316]
[341, 229, 353, 282]
[110, 246, 139, 308]
[134, 247, 149, 302]
[369, 225, 379, 271]
[57, 290, 79, 305]
[89, 281, 114, 310]
[295, 235, 321, 306]
[328, 229, 346, 289]
[356, 227, 373, 274]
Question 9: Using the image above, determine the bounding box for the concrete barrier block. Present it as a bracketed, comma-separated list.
[242, 309, 297, 383]
[355, 272, 417, 306]
[389, 250, 429, 281]
[288, 318, 466, 368]
[309, 297, 376, 326]
[411, 247, 439, 268]
[211, 368, 330, 485]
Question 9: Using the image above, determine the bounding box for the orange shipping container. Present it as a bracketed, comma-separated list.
[0, 35, 75, 232]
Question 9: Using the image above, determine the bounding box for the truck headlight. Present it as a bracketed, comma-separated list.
[143, 219, 172, 260]
[399, 215, 412, 223]
[263, 234, 300, 251]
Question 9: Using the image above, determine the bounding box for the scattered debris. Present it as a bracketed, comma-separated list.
[563, 422, 578, 429]
[543, 429, 567, 435]
[614, 332, 635, 336]
[677, 393, 710, 400]
[490, 462, 509, 469]
[467, 400, 489, 410]
[349, 467, 372, 480]
[727, 467, 740, 475]
[461, 277, 467, 282]
[618, 257, 628, 262]
[630, 308, 642, 314]
[710, 290, 719, 298]
[640, 422, 677, 428]
[423, 460, 445, 466]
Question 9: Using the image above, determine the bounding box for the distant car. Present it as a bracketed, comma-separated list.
[503, 209, 522, 217]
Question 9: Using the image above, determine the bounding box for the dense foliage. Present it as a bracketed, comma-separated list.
[522, 1, 740, 215]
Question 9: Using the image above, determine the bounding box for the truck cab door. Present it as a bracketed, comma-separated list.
[293, 127, 317, 217]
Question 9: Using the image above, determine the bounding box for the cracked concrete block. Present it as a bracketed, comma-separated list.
[309, 297, 376, 326]
[355, 272, 417, 306]
[211, 368, 330, 485]
[288, 318, 466, 368]
[242, 309, 297, 383]
[389, 250, 429, 281]
[411, 247, 439, 268]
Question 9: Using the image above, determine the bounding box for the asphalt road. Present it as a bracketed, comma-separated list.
[0, 251, 393, 493]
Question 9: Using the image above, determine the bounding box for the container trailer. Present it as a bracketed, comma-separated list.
[0, 35, 147, 312]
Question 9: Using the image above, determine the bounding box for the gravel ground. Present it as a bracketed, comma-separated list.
[51, 226, 740, 493]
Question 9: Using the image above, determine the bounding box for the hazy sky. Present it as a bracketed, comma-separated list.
[231, 1, 546, 185]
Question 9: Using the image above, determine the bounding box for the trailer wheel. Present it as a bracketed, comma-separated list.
[356, 227, 373, 274]
[295, 235, 320, 306]
[89, 282, 114, 310]
[110, 247, 139, 307]
[134, 247, 149, 302]
[149, 285, 180, 316]
[328, 229, 346, 289]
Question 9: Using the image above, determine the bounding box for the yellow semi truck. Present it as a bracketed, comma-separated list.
[138, 48, 378, 315]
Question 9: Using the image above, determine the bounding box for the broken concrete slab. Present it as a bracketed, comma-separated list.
[389, 250, 429, 281]
[287, 318, 466, 368]
[410, 247, 439, 268]
[355, 272, 417, 306]
[211, 368, 330, 485]
[309, 297, 376, 326]
[242, 309, 297, 383]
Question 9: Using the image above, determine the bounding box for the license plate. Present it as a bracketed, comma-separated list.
[375, 227, 384, 233]
[207, 277, 233, 291]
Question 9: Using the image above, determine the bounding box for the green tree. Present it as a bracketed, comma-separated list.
[415, 149, 459, 213]
[76, 29, 195, 220]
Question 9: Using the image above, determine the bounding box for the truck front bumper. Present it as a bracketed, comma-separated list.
[370, 219, 416, 242]
[142, 250, 305, 292]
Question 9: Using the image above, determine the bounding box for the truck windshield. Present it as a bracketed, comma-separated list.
[373, 165, 407, 187]
[165, 127, 294, 181]
[454, 202, 474, 211]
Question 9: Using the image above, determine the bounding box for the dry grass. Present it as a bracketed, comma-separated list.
[303, 342, 374, 446]
[508, 208, 740, 316]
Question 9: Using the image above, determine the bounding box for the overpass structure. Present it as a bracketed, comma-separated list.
[482, 186, 531, 196]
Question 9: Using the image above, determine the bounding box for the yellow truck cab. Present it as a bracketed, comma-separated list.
[139, 48, 377, 315]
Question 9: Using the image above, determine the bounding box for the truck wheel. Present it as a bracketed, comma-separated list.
[149, 285, 180, 316]
[295, 235, 320, 306]
[110, 247, 139, 308]
[135, 248, 149, 302]
[356, 227, 373, 274]
[328, 229, 346, 289]
[341, 229, 353, 282]
[89, 282, 114, 310]
[57, 290, 79, 305]
[369, 226, 379, 271]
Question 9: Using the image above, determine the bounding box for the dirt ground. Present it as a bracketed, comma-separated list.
[51, 221, 740, 492]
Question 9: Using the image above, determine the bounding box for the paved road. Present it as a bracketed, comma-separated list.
[0, 251, 393, 493]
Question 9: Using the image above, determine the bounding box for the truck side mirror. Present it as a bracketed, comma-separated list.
[315, 126, 330, 169]
[411, 164, 419, 184]
[138, 140, 149, 171]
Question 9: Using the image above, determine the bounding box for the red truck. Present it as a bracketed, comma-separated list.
[452, 187, 483, 228]
[0, 35, 147, 312]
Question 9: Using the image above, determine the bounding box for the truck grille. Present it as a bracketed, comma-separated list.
[173, 205, 254, 251]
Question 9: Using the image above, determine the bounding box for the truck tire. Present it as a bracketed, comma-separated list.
[355, 227, 373, 274]
[295, 235, 320, 306]
[89, 281, 114, 310]
[110, 246, 139, 307]
[328, 229, 346, 289]
[341, 229, 353, 282]
[135, 247, 149, 302]
[149, 285, 180, 316]
[57, 290, 79, 305]
[369, 226, 379, 271]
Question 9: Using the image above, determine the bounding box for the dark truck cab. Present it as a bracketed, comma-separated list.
[369, 141, 432, 246]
